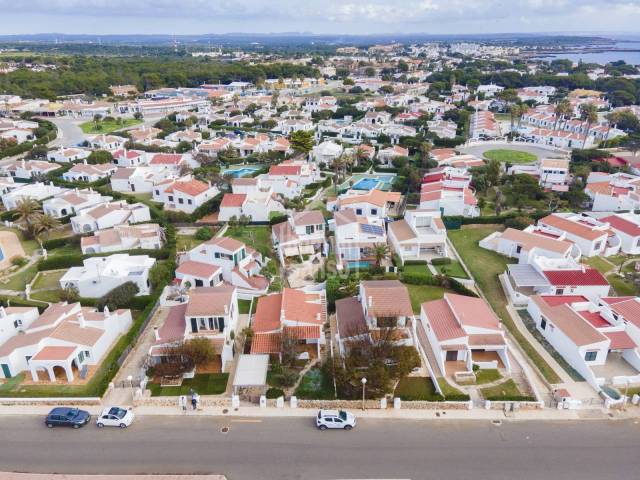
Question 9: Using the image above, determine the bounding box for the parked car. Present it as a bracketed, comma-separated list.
[316, 409, 356, 430]
[45, 408, 91, 429]
[96, 406, 135, 428]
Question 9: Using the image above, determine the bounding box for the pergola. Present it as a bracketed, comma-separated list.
[29, 346, 80, 383]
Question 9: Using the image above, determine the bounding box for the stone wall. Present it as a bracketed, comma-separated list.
[133, 394, 231, 408]
[488, 401, 544, 410]
[0, 398, 102, 406]
[297, 399, 382, 409]
[401, 400, 472, 410]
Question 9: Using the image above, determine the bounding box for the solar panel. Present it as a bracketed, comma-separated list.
[361, 224, 384, 236]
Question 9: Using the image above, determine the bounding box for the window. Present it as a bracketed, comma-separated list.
[188, 199, 192, 205]
[371, 208, 378, 216]
[84, 350, 90, 359]
[584, 351, 598, 362]
[556, 288, 564, 295]
[155, 190, 160, 195]
[356, 208, 363, 215]
[306, 225, 314, 235]
[168, 195, 174, 202]
[178, 198, 184, 204]
[540, 318, 547, 330]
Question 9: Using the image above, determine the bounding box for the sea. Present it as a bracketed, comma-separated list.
[534, 38, 640, 66]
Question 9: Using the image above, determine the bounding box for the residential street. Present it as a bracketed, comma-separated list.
[0, 416, 638, 480]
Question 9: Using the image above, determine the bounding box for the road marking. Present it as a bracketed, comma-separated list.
[230, 419, 263, 423]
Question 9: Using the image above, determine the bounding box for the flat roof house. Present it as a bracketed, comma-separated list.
[60, 254, 156, 298]
[388, 209, 447, 264]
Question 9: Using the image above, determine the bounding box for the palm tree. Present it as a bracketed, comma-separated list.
[31, 213, 60, 248]
[373, 243, 390, 268]
[579, 103, 598, 149]
[14, 198, 41, 231]
[553, 99, 572, 131]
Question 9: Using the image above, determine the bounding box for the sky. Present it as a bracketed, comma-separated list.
[0, 0, 639, 36]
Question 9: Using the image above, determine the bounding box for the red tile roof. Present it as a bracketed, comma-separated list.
[176, 261, 221, 279]
[150, 154, 183, 165]
[540, 295, 588, 307]
[421, 298, 465, 342]
[605, 331, 637, 349]
[220, 193, 246, 207]
[542, 268, 609, 286]
[601, 215, 640, 237]
[269, 165, 301, 176]
[283, 325, 321, 340]
[253, 294, 283, 333]
[250, 332, 282, 354]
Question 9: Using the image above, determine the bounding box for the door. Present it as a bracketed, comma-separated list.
[190, 318, 198, 333]
[445, 351, 458, 362]
[1, 364, 11, 378]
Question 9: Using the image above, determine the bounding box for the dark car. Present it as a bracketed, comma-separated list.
[45, 407, 91, 429]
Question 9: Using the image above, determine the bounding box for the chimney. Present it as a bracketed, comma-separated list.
[77, 312, 86, 328]
[103, 305, 110, 316]
[281, 308, 285, 321]
[83, 159, 87, 165]
[316, 312, 321, 321]
[224, 304, 228, 314]
[368, 296, 373, 308]
[153, 326, 160, 341]
[0, 306, 6, 318]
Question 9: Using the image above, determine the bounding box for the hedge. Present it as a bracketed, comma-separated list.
[484, 395, 536, 402]
[37, 254, 84, 271]
[266, 387, 285, 399]
[401, 272, 439, 285]
[443, 210, 551, 228]
[43, 236, 81, 250]
[430, 258, 452, 266]
[403, 260, 428, 266]
[0, 295, 48, 312]
[269, 214, 289, 225]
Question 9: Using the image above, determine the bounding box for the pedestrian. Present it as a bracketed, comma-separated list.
[191, 392, 198, 410]
[179, 395, 187, 413]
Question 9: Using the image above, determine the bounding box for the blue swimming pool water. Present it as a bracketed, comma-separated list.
[222, 166, 261, 178]
[347, 261, 371, 270]
[353, 178, 380, 190]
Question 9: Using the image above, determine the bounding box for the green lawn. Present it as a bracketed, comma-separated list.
[225, 226, 273, 258]
[449, 227, 562, 384]
[238, 298, 258, 315]
[437, 378, 471, 401]
[480, 379, 535, 401]
[176, 235, 205, 252]
[483, 149, 537, 164]
[403, 264, 432, 276]
[32, 270, 65, 290]
[474, 369, 502, 385]
[433, 260, 469, 279]
[405, 283, 445, 314]
[30, 290, 63, 304]
[583, 256, 614, 275]
[294, 368, 335, 400]
[606, 273, 637, 296]
[79, 118, 142, 134]
[147, 373, 229, 397]
[394, 377, 443, 401]
[1, 265, 38, 291]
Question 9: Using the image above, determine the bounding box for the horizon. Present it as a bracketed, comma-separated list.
[0, 0, 639, 37]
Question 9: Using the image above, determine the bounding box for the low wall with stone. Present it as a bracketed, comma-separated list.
[133, 394, 230, 408]
[0, 397, 102, 406]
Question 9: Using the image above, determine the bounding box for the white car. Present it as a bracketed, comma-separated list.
[96, 406, 135, 428]
[316, 409, 356, 430]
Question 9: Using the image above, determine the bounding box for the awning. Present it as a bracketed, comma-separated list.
[508, 264, 551, 288]
[233, 354, 269, 388]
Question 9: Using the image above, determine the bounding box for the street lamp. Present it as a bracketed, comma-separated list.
[361, 377, 367, 411]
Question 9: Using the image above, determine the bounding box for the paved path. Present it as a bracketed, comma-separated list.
[1, 416, 639, 479]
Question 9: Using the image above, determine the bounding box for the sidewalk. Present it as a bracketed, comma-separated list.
[1, 402, 636, 422]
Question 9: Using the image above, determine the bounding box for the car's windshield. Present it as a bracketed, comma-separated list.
[67, 409, 79, 418]
[109, 407, 127, 418]
[339, 411, 347, 421]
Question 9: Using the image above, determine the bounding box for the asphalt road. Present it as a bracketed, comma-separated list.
[1, 415, 639, 480]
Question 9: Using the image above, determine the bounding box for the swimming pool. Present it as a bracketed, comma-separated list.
[347, 260, 371, 270]
[221, 166, 262, 178]
[353, 178, 380, 190]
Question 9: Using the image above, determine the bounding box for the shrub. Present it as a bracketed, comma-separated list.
[58, 285, 80, 303]
[194, 226, 213, 241]
[504, 215, 534, 230]
[266, 387, 284, 399]
[10, 256, 28, 267]
[269, 214, 289, 225]
[401, 271, 439, 285]
[97, 282, 140, 310]
[43, 236, 81, 250]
